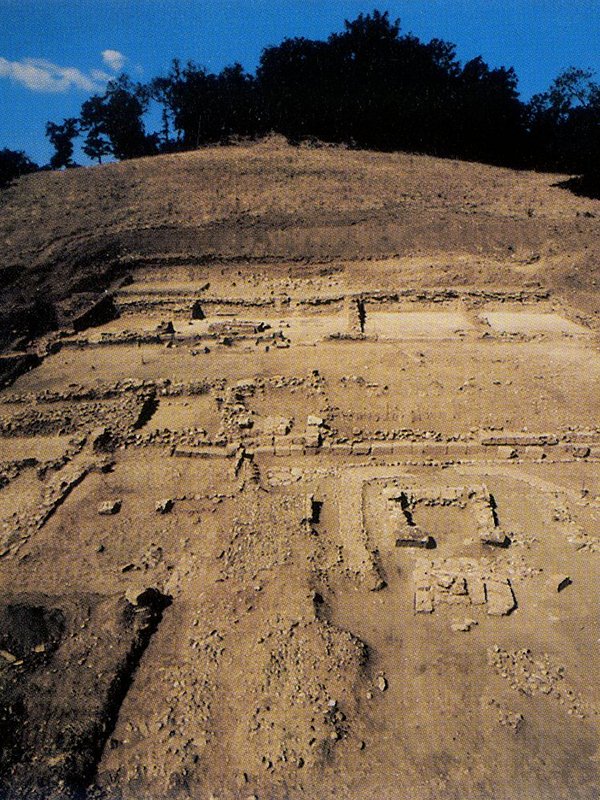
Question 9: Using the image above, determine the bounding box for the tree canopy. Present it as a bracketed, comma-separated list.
[79, 75, 158, 162]
[45, 118, 79, 169]
[21, 9, 600, 198]
[0, 149, 39, 188]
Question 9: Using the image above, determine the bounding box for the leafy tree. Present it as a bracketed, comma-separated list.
[148, 71, 177, 149]
[0, 148, 38, 188]
[528, 67, 600, 182]
[81, 127, 112, 164]
[453, 57, 525, 165]
[151, 60, 260, 148]
[332, 13, 460, 152]
[79, 95, 111, 162]
[45, 117, 79, 169]
[534, 67, 598, 120]
[12, 7, 597, 189]
[215, 63, 261, 140]
[79, 74, 158, 161]
[257, 38, 334, 141]
[257, 10, 462, 153]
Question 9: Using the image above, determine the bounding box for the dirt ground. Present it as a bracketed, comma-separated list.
[1, 140, 599, 800]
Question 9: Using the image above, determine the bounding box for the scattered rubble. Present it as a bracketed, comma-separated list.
[487, 647, 593, 719]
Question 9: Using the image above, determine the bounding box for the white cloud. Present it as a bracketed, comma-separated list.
[91, 68, 113, 82]
[102, 49, 126, 72]
[0, 50, 132, 93]
[0, 56, 106, 93]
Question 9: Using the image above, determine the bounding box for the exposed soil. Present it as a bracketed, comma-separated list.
[1, 136, 600, 350]
[0, 591, 169, 800]
[0, 139, 599, 800]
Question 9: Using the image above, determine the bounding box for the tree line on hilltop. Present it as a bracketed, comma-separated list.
[2, 11, 599, 194]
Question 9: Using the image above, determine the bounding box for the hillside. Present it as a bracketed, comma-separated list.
[1, 137, 600, 348]
[1, 140, 600, 800]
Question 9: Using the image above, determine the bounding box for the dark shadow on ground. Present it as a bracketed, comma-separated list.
[553, 175, 600, 201]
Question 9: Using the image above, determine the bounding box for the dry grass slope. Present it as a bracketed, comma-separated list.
[1, 137, 600, 345]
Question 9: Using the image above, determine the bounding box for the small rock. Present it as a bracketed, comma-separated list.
[125, 586, 166, 607]
[155, 498, 174, 514]
[451, 621, 470, 633]
[377, 675, 388, 692]
[450, 577, 468, 596]
[486, 579, 517, 616]
[436, 573, 455, 590]
[98, 499, 121, 516]
[553, 574, 572, 592]
[451, 618, 478, 633]
[0, 650, 16, 663]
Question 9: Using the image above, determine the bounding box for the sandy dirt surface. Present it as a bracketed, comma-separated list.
[0, 140, 599, 800]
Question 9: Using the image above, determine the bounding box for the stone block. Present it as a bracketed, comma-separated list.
[486, 579, 516, 616]
[479, 527, 510, 547]
[468, 575, 487, 605]
[414, 587, 434, 614]
[371, 442, 394, 456]
[552, 574, 572, 592]
[331, 443, 352, 456]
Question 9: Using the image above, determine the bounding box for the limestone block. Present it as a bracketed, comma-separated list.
[468, 575, 487, 605]
[414, 587, 434, 614]
[486, 579, 516, 616]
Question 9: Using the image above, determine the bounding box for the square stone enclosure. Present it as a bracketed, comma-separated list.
[384, 485, 510, 549]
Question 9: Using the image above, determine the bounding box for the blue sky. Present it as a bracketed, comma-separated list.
[1, 0, 600, 165]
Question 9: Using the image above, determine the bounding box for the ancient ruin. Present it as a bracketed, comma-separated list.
[0, 141, 599, 799]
